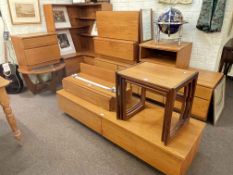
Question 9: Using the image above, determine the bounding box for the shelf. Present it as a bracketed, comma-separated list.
[56, 25, 90, 30]
[79, 33, 97, 37]
[62, 51, 95, 59]
[51, 3, 106, 7]
[76, 17, 96, 20]
[140, 40, 192, 52]
[141, 57, 176, 67]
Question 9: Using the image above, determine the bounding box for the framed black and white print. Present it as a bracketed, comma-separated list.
[57, 30, 76, 56]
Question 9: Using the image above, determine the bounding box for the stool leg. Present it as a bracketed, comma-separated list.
[0, 88, 21, 141]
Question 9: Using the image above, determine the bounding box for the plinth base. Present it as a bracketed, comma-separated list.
[57, 89, 205, 175]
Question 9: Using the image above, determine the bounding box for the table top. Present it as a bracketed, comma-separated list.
[118, 62, 198, 89]
[0, 77, 9, 88]
[140, 40, 192, 52]
[190, 67, 223, 89]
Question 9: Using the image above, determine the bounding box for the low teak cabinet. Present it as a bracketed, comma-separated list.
[11, 32, 61, 71]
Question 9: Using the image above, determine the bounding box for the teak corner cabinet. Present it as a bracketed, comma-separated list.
[43, 3, 113, 75]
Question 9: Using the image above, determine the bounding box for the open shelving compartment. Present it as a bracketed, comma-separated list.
[43, 3, 112, 75]
[44, 3, 112, 56]
[139, 40, 192, 69]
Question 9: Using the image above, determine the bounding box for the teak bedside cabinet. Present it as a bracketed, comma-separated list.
[140, 40, 192, 69]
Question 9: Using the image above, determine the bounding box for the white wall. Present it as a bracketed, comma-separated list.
[111, 0, 233, 71]
[0, 0, 232, 71]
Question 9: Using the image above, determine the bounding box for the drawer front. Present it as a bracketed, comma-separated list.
[24, 44, 60, 66]
[22, 35, 58, 49]
[195, 85, 213, 100]
[175, 97, 210, 121]
[94, 38, 138, 61]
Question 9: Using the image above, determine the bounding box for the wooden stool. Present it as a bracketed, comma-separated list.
[19, 62, 65, 94]
[219, 38, 233, 75]
[116, 62, 198, 145]
[0, 77, 21, 140]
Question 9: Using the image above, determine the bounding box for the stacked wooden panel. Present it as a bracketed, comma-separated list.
[91, 11, 140, 67]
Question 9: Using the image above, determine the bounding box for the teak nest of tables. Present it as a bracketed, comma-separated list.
[116, 62, 199, 145]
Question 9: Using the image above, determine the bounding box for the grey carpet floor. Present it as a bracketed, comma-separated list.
[0, 79, 232, 175]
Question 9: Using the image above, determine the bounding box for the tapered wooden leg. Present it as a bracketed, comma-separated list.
[162, 89, 176, 145]
[0, 88, 21, 140]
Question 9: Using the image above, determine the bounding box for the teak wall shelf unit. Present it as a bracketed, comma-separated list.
[43, 3, 113, 75]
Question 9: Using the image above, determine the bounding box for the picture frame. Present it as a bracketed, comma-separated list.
[140, 9, 153, 43]
[57, 30, 76, 56]
[213, 77, 226, 125]
[90, 21, 98, 36]
[8, 0, 41, 25]
[53, 6, 71, 29]
[72, 0, 85, 3]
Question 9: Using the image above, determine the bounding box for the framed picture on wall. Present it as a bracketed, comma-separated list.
[57, 30, 76, 56]
[72, 0, 85, 3]
[53, 6, 71, 29]
[8, 0, 41, 24]
[140, 9, 153, 42]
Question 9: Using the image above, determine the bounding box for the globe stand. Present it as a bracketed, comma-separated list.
[155, 23, 185, 46]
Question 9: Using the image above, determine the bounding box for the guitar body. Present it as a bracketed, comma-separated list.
[0, 62, 24, 94]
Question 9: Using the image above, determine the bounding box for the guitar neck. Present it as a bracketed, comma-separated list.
[4, 40, 8, 63]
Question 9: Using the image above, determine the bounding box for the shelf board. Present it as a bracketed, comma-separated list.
[56, 25, 90, 30]
[78, 33, 97, 37]
[76, 17, 96, 20]
[62, 51, 95, 59]
[141, 57, 176, 67]
[52, 3, 105, 7]
[140, 40, 192, 52]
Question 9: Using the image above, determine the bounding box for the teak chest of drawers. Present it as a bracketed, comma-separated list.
[11, 32, 61, 71]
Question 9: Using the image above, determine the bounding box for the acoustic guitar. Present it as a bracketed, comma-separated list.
[0, 31, 24, 94]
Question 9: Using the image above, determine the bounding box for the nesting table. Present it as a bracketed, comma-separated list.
[0, 77, 21, 140]
[116, 62, 198, 145]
